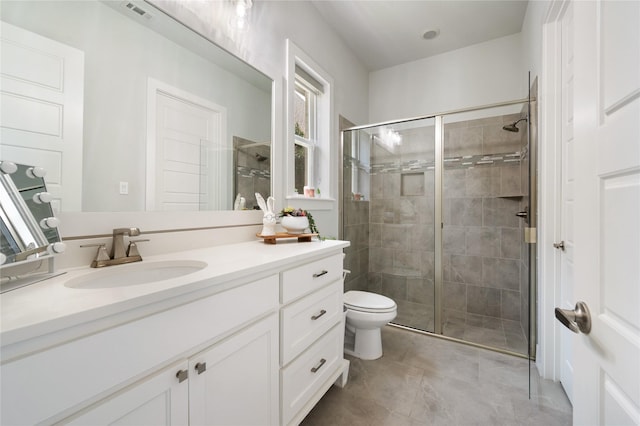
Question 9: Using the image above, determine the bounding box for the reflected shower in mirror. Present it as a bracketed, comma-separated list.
[0, 0, 272, 213]
[233, 136, 271, 210]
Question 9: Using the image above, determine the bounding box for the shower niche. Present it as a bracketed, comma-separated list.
[342, 99, 534, 357]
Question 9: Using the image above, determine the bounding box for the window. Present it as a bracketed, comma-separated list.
[293, 77, 318, 194]
[286, 40, 333, 203]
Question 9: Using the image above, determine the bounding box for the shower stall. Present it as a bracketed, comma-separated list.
[341, 97, 536, 358]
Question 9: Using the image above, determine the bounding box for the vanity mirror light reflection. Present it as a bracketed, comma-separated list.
[0, 0, 272, 213]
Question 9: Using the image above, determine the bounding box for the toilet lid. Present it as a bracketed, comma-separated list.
[344, 291, 396, 312]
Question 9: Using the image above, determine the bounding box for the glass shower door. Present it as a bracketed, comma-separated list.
[342, 117, 437, 333]
[440, 104, 530, 355]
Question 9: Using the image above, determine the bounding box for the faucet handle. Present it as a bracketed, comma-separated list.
[127, 239, 149, 257]
[81, 243, 110, 262]
[113, 227, 141, 236]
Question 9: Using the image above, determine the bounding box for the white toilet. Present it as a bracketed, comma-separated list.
[343, 290, 397, 360]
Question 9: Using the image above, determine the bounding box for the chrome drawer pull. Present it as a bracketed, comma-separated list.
[311, 358, 326, 373]
[176, 369, 188, 383]
[311, 309, 327, 320]
[195, 362, 207, 375]
[313, 270, 328, 278]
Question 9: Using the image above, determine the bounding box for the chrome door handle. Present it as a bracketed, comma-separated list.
[554, 301, 591, 334]
[553, 241, 565, 251]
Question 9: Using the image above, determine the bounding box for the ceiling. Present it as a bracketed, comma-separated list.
[310, 1, 529, 71]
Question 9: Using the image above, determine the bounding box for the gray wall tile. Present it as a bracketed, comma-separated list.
[482, 258, 520, 290]
[467, 286, 501, 317]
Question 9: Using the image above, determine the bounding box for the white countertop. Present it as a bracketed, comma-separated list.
[1, 239, 349, 355]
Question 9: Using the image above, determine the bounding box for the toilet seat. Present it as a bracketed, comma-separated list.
[344, 290, 397, 313]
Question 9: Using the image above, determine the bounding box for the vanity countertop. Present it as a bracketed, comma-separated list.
[1, 239, 349, 356]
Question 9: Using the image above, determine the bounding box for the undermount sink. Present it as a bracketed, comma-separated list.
[65, 260, 208, 290]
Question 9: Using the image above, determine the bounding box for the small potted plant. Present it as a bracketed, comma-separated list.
[279, 207, 319, 235]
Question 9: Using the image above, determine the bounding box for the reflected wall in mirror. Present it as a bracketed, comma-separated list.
[0, 162, 64, 266]
[0, 0, 272, 212]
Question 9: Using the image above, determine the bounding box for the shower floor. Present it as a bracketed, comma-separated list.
[393, 300, 529, 356]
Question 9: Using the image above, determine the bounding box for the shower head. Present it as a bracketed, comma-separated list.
[502, 117, 528, 132]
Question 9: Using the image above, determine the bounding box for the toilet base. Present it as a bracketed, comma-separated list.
[344, 327, 383, 360]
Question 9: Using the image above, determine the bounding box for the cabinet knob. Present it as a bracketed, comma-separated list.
[311, 309, 327, 320]
[195, 362, 207, 375]
[176, 369, 188, 383]
[313, 270, 328, 278]
[310, 358, 326, 373]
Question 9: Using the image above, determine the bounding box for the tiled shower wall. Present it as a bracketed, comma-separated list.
[441, 114, 525, 335]
[368, 124, 437, 330]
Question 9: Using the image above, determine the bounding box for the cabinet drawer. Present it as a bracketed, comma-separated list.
[281, 254, 342, 304]
[281, 279, 343, 366]
[281, 324, 342, 426]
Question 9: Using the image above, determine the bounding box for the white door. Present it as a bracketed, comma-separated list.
[146, 79, 227, 211]
[558, 1, 575, 403]
[569, 1, 640, 424]
[66, 361, 189, 425]
[189, 315, 279, 426]
[0, 22, 84, 212]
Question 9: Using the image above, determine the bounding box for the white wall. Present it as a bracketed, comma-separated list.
[521, 0, 551, 82]
[369, 33, 526, 123]
[153, 0, 370, 239]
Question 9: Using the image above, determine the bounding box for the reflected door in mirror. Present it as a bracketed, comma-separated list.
[0, 22, 84, 212]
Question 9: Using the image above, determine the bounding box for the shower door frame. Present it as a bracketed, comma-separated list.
[340, 96, 535, 358]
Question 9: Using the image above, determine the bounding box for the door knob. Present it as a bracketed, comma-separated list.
[554, 301, 591, 334]
[553, 241, 565, 251]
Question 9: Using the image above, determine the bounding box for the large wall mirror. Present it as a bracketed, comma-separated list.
[0, 0, 272, 213]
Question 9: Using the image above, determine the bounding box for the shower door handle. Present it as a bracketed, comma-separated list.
[554, 301, 591, 334]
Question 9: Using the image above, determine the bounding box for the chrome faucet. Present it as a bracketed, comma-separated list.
[82, 227, 148, 268]
[111, 227, 140, 260]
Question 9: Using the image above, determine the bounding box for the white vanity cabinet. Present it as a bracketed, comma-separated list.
[66, 315, 279, 426]
[0, 240, 349, 426]
[279, 253, 348, 426]
[1, 274, 279, 425]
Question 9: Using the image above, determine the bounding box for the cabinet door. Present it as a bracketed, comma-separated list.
[189, 314, 279, 426]
[65, 361, 189, 425]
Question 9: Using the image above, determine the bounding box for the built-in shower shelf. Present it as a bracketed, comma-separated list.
[377, 267, 422, 278]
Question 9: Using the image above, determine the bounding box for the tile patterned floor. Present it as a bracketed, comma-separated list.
[301, 326, 572, 426]
[394, 299, 529, 355]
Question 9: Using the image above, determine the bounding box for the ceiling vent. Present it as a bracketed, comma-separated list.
[122, 2, 153, 20]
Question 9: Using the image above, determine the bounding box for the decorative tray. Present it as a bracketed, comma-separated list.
[256, 232, 318, 244]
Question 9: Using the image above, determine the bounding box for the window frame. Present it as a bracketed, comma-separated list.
[285, 40, 334, 207]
